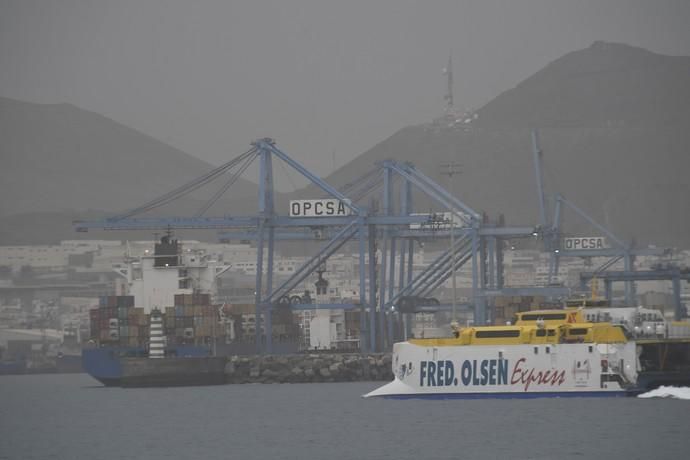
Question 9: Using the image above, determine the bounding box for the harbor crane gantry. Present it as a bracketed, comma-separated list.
[75, 132, 683, 353]
[531, 129, 679, 315]
[76, 137, 557, 353]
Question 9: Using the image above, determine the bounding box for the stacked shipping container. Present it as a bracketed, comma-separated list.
[88, 294, 221, 348]
[89, 296, 149, 346]
[168, 294, 217, 346]
[223, 303, 300, 341]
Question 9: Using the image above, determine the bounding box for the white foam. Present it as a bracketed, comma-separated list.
[637, 386, 690, 400]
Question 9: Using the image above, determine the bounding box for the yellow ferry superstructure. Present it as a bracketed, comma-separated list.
[415, 309, 628, 347]
[365, 309, 643, 399]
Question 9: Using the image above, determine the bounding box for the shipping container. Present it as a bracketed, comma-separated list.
[197, 293, 211, 305]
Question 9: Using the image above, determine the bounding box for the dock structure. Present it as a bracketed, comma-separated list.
[74, 133, 680, 354]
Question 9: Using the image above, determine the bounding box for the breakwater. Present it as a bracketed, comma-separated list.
[224, 353, 393, 383]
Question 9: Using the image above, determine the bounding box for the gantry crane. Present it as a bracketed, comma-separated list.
[531, 129, 680, 315]
[77, 137, 559, 352]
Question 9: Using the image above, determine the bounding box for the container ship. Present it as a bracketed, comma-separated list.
[82, 234, 231, 387]
[365, 306, 690, 399]
[83, 293, 227, 386]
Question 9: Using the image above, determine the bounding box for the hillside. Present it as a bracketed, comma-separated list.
[3, 42, 689, 247]
[0, 97, 279, 244]
[295, 42, 690, 247]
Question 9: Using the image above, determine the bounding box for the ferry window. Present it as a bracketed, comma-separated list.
[475, 330, 521, 338]
[537, 329, 556, 337]
[588, 346, 593, 353]
[533, 347, 538, 355]
[521, 313, 567, 321]
[569, 328, 588, 335]
[545, 346, 551, 354]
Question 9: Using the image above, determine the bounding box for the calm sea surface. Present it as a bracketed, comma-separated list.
[1, 374, 688, 460]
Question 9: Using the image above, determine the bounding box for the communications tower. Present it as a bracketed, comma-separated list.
[443, 54, 454, 114]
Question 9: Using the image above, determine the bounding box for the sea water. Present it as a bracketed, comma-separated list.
[1, 374, 688, 460]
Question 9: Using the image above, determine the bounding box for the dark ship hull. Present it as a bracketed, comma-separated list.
[82, 347, 227, 387]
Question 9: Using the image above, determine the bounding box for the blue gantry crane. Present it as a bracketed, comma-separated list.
[77, 131, 678, 354]
[76, 139, 431, 352]
[76, 137, 559, 352]
[530, 129, 682, 316]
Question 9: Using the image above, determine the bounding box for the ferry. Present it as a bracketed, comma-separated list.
[365, 308, 690, 399]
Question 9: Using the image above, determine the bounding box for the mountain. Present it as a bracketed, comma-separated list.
[3, 42, 689, 247]
[0, 97, 280, 244]
[294, 42, 690, 248]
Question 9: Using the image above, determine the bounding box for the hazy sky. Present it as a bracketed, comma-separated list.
[2, 0, 690, 191]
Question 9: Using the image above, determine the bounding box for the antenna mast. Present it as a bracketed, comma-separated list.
[444, 54, 454, 113]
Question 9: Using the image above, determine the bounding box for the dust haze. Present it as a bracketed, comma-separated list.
[2, 0, 690, 190]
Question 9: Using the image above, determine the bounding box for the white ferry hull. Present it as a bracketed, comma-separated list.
[365, 341, 637, 399]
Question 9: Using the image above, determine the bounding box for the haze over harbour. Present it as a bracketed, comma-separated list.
[2, 2, 690, 459]
[3, 1, 690, 184]
[3, 39, 690, 247]
[2, 1, 690, 248]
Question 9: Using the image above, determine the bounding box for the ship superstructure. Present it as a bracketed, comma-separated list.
[82, 234, 232, 387]
[114, 234, 232, 313]
[365, 308, 690, 398]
